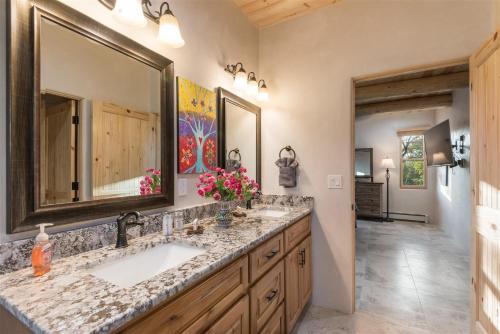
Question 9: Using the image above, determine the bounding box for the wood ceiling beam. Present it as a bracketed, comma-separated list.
[355, 71, 468, 105]
[355, 93, 453, 117]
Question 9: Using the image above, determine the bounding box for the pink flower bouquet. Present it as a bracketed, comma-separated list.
[196, 167, 259, 202]
[140, 168, 161, 195]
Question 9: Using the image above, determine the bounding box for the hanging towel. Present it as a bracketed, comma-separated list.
[275, 157, 299, 187]
[225, 148, 242, 172]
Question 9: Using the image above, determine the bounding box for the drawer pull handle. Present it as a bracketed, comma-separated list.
[298, 249, 306, 267]
[265, 249, 279, 259]
[266, 289, 279, 302]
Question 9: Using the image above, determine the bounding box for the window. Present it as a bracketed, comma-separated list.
[400, 134, 427, 188]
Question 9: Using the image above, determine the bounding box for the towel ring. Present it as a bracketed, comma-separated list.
[279, 145, 296, 160]
[228, 148, 241, 161]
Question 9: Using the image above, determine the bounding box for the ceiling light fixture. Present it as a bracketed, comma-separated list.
[99, 0, 185, 48]
[224, 62, 269, 100]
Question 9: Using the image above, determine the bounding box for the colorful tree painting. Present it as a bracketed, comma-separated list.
[177, 77, 217, 174]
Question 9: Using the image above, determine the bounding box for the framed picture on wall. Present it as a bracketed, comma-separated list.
[177, 77, 217, 174]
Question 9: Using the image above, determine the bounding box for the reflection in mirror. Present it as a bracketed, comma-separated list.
[355, 148, 373, 179]
[225, 101, 257, 180]
[40, 18, 161, 206]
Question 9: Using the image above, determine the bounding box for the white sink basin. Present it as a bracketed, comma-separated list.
[253, 208, 288, 218]
[89, 243, 206, 288]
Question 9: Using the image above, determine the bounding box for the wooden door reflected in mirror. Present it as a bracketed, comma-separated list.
[39, 16, 162, 206]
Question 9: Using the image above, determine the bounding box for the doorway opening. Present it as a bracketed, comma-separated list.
[351, 58, 472, 332]
[40, 90, 81, 205]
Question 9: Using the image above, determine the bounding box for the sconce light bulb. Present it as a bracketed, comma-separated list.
[234, 70, 248, 90]
[247, 78, 258, 96]
[258, 84, 269, 101]
[158, 12, 185, 48]
[112, 0, 147, 27]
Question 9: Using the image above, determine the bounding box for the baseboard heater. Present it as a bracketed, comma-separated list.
[383, 211, 428, 223]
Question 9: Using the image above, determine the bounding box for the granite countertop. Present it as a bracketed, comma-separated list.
[0, 205, 312, 334]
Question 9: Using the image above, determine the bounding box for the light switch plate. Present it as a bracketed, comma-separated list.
[178, 178, 187, 196]
[327, 175, 342, 189]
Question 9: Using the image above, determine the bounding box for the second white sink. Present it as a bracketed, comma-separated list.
[89, 243, 206, 288]
[252, 208, 288, 218]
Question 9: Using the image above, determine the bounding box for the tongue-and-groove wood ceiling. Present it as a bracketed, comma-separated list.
[234, 0, 339, 28]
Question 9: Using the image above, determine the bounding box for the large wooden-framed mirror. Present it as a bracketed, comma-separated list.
[217, 88, 261, 186]
[7, 0, 174, 233]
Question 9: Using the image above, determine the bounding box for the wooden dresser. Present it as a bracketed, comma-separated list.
[355, 182, 383, 220]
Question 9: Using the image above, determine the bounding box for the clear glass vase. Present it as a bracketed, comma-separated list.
[215, 200, 233, 227]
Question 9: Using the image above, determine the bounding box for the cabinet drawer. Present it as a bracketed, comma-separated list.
[250, 260, 285, 334]
[203, 295, 249, 334]
[249, 233, 284, 283]
[120, 256, 249, 334]
[259, 302, 285, 334]
[284, 216, 311, 252]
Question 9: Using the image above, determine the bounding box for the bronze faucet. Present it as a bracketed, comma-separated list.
[116, 211, 143, 248]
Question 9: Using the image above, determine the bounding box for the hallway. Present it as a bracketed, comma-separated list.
[295, 220, 470, 334]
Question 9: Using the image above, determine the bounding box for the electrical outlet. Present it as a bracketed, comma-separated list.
[327, 175, 342, 189]
[178, 178, 187, 196]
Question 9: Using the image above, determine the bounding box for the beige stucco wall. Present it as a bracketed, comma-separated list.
[259, 0, 494, 313]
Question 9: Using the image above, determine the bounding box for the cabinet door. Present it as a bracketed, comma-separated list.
[259, 303, 285, 334]
[285, 245, 302, 333]
[299, 236, 312, 307]
[205, 296, 249, 334]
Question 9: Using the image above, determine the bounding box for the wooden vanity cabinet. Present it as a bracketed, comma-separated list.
[285, 236, 312, 333]
[115, 214, 312, 334]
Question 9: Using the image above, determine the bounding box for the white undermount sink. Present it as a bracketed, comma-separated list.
[252, 208, 289, 218]
[89, 243, 206, 288]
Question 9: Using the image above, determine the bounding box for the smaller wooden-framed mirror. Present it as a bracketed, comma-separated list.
[355, 148, 374, 182]
[217, 88, 261, 186]
[7, 0, 174, 233]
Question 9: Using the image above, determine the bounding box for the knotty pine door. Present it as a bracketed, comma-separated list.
[470, 30, 500, 334]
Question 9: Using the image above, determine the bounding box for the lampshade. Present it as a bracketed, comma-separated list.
[247, 75, 258, 96]
[381, 158, 395, 169]
[234, 68, 247, 90]
[258, 85, 269, 101]
[158, 12, 185, 48]
[112, 0, 147, 27]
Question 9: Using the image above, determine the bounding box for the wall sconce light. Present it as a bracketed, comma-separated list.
[225, 62, 247, 90]
[247, 72, 258, 96]
[99, 0, 185, 48]
[112, 0, 147, 27]
[258, 80, 269, 101]
[224, 62, 269, 100]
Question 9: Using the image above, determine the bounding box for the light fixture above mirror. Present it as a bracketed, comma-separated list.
[224, 62, 270, 101]
[258, 80, 269, 101]
[99, 0, 185, 48]
[247, 72, 258, 96]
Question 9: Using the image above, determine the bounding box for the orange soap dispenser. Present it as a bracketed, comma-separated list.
[32, 223, 54, 277]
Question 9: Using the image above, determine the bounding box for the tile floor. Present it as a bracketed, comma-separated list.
[294, 220, 470, 334]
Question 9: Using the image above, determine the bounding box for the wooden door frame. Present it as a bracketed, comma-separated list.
[469, 30, 500, 334]
[350, 57, 471, 314]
